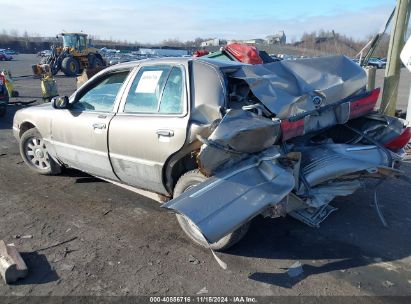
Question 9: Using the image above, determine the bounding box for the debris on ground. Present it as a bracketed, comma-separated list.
[35, 236, 77, 252]
[13, 235, 33, 239]
[196, 287, 208, 295]
[60, 264, 75, 271]
[382, 280, 395, 288]
[287, 261, 304, 278]
[188, 254, 200, 265]
[102, 209, 112, 216]
[0, 240, 28, 284]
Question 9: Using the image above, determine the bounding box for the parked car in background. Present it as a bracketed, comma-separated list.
[12, 56, 410, 251]
[4, 49, 17, 55]
[368, 57, 386, 69]
[37, 50, 52, 57]
[0, 50, 13, 61]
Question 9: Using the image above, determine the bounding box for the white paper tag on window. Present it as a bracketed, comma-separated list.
[135, 71, 163, 93]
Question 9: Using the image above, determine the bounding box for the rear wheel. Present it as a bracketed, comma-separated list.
[88, 54, 104, 69]
[174, 169, 250, 251]
[61, 57, 80, 76]
[93, 57, 104, 68]
[19, 128, 62, 175]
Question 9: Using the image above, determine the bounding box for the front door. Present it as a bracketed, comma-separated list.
[109, 64, 189, 194]
[51, 71, 130, 180]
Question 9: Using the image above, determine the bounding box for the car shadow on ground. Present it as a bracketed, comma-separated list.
[226, 178, 411, 289]
[56, 168, 108, 184]
[14, 252, 59, 285]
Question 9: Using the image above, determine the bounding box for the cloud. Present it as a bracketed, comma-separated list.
[0, 0, 394, 43]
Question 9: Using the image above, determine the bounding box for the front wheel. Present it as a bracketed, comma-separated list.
[174, 170, 250, 251]
[61, 57, 80, 76]
[19, 128, 62, 175]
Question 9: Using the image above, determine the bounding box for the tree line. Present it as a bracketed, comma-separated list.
[0, 28, 391, 58]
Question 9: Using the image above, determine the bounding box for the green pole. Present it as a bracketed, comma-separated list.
[380, 0, 411, 116]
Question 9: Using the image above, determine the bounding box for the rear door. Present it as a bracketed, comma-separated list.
[51, 70, 130, 179]
[109, 63, 190, 194]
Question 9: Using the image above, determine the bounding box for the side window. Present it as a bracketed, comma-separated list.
[159, 67, 184, 114]
[124, 65, 184, 114]
[72, 71, 129, 112]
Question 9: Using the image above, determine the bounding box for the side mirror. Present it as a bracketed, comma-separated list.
[52, 96, 69, 109]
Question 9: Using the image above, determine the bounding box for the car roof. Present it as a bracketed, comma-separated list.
[104, 56, 245, 72]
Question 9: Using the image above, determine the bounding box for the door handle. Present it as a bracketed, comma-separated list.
[156, 129, 174, 137]
[92, 123, 106, 130]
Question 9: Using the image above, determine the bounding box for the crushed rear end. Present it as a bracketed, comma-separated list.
[163, 56, 410, 246]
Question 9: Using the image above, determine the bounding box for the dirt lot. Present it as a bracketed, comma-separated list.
[1, 55, 411, 299]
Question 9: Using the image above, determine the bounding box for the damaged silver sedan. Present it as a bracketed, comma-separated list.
[13, 56, 411, 251]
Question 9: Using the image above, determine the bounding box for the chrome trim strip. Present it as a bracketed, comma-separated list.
[345, 146, 377, 151]
[109, 152, 162, 167]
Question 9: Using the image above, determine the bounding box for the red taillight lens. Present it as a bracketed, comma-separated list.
[281, 119, 305, 141]
[349, 88, 380, 120]
[385, 127, 411, 150]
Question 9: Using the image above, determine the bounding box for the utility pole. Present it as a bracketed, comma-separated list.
[380, 0, 411, 116]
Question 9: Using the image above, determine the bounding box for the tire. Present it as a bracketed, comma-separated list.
[93, 57, 104, 68]
[89, 54, 104, 69]
[19, 128, 62, 175]
[61, 57, 80, 76]
[174, 169, 250, 251]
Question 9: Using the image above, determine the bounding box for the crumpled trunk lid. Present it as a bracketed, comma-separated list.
[226, 55, 367, 120]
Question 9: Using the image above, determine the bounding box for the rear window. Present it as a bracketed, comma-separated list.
[124, 65, 184, 114]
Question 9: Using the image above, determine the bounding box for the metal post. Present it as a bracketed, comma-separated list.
[407, 87, 411, 123]
[364, 66, 377, 90]
[380, 0, 411, 116]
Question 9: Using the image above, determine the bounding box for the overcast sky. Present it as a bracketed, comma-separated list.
[1, 0, 397, 43]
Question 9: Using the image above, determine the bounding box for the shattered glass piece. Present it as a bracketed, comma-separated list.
[287, 261, 304, 278]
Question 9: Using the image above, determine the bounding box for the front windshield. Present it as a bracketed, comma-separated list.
[62, 35, 77, 48]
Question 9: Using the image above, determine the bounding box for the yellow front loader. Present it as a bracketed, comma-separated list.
[38, 33, 106, 77]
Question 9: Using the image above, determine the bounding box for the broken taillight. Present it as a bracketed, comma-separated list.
[281, 119, 305, 141]
[384, 127, 411, 150]
[280, 88, 381, 142]
[349, 88, 380, 120]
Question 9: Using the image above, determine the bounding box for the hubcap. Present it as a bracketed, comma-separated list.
[25, 137, 50, 170]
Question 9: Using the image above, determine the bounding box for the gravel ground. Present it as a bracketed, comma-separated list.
[0, 55, 411, 299]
